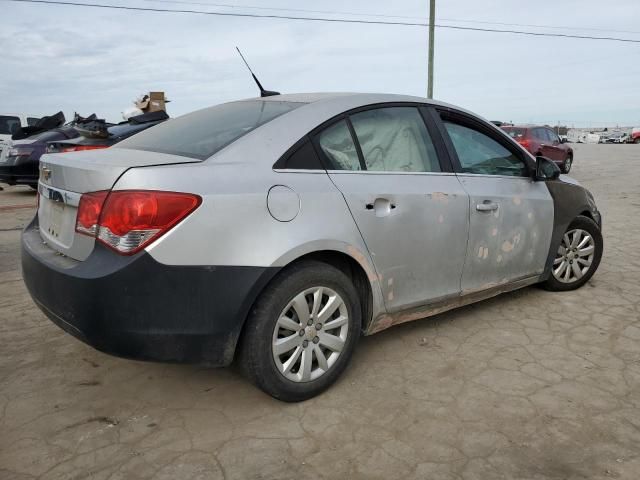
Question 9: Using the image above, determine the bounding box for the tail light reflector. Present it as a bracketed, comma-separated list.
[75, 190, 201, 255]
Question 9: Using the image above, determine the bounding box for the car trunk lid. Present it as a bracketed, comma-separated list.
[37, 148, 200, 261]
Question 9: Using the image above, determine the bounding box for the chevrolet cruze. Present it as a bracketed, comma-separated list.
[22, 93, 603, 401]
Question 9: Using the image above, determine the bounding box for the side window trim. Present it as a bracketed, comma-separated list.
[422, 106, 456, 173]
[433, 108, 533, 176]
[345, 116, 367, 170]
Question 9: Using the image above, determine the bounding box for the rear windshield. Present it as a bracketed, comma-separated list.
[116, 100, 304, 159]
[502, 127, 527, 139]
[0, 116, 21, 135]
[108, 122, 154, 138]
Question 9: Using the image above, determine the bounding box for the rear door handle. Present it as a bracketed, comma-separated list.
[476, 201, 499, 212]
[366, 198, 396, 217]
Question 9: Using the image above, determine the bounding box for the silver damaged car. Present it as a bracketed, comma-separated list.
[22, 93, 603, 401]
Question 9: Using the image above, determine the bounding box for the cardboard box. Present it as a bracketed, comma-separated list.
[135, 92, 169, 113]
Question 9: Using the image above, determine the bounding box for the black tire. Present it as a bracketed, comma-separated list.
[238, 260, 361, 402]
[561, 154, 573, 174]
[542, 215, 603, 292]
[635, 138, 640, 144]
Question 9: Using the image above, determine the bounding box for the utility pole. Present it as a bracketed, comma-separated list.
[427, 0, 436, 99]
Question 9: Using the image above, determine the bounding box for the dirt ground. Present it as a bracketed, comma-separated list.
[1, 144, 639, 480]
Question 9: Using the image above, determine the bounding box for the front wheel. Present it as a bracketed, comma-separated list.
[542, 215, 603, 291]
[239, 260, 361, 402]
[561, 155, 573, 174]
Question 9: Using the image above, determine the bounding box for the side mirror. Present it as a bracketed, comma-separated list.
[535, 156, 561, 181]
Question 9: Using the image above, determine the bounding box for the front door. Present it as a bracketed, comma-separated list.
[313, 106, 470, 312]
[537, 128, 563, 162]
[437, 115, 554, 294]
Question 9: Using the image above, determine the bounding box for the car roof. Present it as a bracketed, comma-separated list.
[185, 92, 498, 166]
[242, 91, 456, 109]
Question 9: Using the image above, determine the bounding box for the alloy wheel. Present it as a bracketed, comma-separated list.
[272, 286, 349, 382]
[552, 228, 595, 283]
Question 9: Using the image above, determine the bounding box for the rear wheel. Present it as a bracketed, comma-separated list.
[561, 154, 573, 174]
[542, 215, 602, 291]
[239, 260, 361, 402]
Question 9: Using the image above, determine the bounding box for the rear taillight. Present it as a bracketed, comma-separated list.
[76, 191, 109, 236]
[516, 138, 531, 150]
[62, 145, 109, 153]
[75, 190, 201, 255]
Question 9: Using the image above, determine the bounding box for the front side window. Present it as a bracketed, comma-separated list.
[0, 116, 20, 135]
[547, 129, 559, 143]
[317, 120, 362, 170]
[444, 121, 527, 177]
[350, 107, 440, 173]
[27, 117, 40, 126]
[116, 100, 304, 159]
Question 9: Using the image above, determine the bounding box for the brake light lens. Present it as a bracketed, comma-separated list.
[516, 138, 531, 150]
[76, 191, 109, 236]
[75, 190, 201, 255]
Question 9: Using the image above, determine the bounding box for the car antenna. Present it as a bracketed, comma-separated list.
[235, 47, 280, 97]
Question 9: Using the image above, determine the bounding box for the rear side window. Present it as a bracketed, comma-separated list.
[503, 127, 527, 139]
[350, 107, 440, 173]
[444, 121, 527, 177]
[116, 100, 304, 159]
[317, 120, 362, 170]
[0, 116, 20, 135]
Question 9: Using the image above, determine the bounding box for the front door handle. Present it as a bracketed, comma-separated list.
[476, 201, 499, 212]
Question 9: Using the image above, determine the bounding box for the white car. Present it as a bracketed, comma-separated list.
[0, 113, 40, 163]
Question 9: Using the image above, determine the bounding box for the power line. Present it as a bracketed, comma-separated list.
[140, 0, 640, 36]
[6, 0, 640, 44]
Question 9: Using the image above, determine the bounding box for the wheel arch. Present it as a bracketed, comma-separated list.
[232, 244, 383, 364]
[542, 180, 601, 280]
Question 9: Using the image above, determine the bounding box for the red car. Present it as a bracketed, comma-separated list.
[502, 125, 574, 173]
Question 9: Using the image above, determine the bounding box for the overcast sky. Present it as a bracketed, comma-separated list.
[1, 0, 639, 126]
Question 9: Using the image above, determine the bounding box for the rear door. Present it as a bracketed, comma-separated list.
[433, 110, 554, 293]
[315, 105, 469, 312]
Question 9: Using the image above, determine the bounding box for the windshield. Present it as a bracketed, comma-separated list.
[116, 100, 304, 159]
[0, 116, 21, 135]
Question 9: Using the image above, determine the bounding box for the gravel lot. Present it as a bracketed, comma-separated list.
[1, 144, 639, 480]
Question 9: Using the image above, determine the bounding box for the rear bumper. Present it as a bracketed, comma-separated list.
[21, 219, 279, 366]
[0, 157, 39, 186]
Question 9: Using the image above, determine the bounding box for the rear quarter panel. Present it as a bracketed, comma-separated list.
[113, 161, 387, 324]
